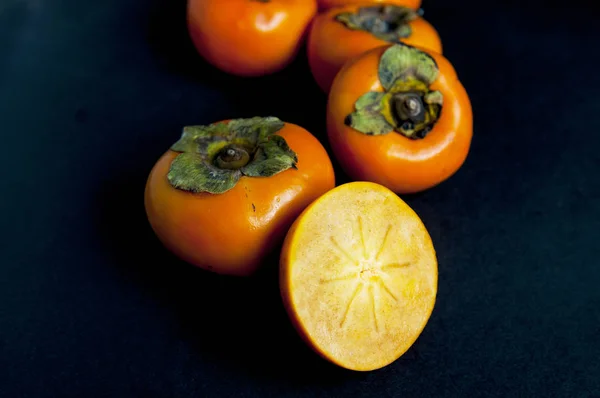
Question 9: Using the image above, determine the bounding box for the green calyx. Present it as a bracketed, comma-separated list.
[335, 5, 420, 43]
[345, 44, 443, 140]
[167, 117, 298, 194]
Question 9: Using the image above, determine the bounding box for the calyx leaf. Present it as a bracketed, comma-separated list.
[379, 43, 438, 91]
[344, 44, 443, 140]
[167, 153, 241, 194]
[167, 117, 297, 194]
[335, 5, 418, 43]
[242, 135, 298, 177]
[170, 123, 228, 153]
[346, 92, 394, 136]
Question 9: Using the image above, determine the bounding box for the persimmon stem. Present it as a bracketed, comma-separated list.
[214, 145, 251, 170]
[393, 93, 425, 125]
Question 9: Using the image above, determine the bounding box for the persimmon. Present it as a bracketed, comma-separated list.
[187, 0, 317, 77]
[318, 0, 422, 11]
[309, 4, 441, 92]
[144, 117, 335, 276]
[327, 43, 473, 194]
[280, 181, 438, 371]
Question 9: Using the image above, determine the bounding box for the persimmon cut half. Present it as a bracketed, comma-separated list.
[280, 181, 437, 371]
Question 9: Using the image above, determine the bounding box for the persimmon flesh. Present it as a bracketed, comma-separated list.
[280, 181, 438, 371]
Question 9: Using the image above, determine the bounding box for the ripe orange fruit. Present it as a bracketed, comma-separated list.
[318, 0, 422, 11]
[308, 4, 442, 92]
[187, 0, 317, 77]
[145, 117, 335, 276]
[280, 181, 438, 371]
[327, 43, 473, 194]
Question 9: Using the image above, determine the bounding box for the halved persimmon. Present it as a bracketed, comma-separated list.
[280, 181, 437, 371]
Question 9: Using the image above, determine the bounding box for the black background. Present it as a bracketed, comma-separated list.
[1, 0, 599, 396]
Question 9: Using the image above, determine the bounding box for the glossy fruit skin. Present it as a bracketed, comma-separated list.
[318, 0, 422, 11]
[327, 45, 473, 194]
[308, 5, 442, 93]
[187, 0, 317, 77]
[145, 122, 335, 277]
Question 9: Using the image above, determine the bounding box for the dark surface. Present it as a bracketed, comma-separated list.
[1, 0, 599, 396]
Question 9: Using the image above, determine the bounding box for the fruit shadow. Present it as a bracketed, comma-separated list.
[91, 0, 373, 382]
[93, 166, 358, 385]
[144, 0, 228, 88]
[145, 0, 356, 190]
[144, 0, 330, 138]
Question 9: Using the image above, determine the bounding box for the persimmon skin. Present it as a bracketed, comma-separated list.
[327, 45, 473, 194]
[144, 122, 335, 277]
[318, 0, 422, 11]
[308, 5, 442, 93]
[187, 0, 317, 77]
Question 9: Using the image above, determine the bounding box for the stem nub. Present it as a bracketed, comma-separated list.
[214, 145, 251, 170]
[393, 93, 425, 125]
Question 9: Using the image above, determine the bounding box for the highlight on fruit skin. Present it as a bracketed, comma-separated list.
[308, 4, 442, 93]
[280, 181, 438, 371]
[327, 43, 473, 194]
[187, 0, 317, 77]
[144, 116, 335, 277]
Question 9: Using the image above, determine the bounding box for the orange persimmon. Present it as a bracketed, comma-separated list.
[327, 43, 473, 194]
[318, 0, 422, 11]
[280, 181, 438, 371]
[187, 0, 317, 77]
[308, 4, 442, 93]
[145, 117, 335, 276]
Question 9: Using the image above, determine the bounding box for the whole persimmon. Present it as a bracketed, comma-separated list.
[145, 117, 335, 276]
[187, 0, 317, 77]
[280, 181, 438, 371]
[318, 0, 422, 11]
[327, 43, 473, 194]
[308, 4, 442, 92]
